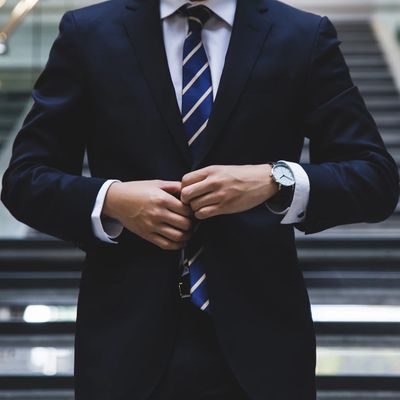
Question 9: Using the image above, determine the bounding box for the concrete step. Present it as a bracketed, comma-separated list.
[0, 102, 27, 114]
[365, 99, 400, 112]
[335, 23, 371, 31]
[337, 32, 377, 43]
[352, 71, 394, 83]
[0, 117, 17, 130]
[374, 115, 400, 128]
[358, 84, 399, 97]
[341, 45, 382, 56]
[345, 57, 388, 69]
[0, 391, 74, 400]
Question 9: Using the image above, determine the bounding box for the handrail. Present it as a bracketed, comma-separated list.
[0, 0, 40, 55]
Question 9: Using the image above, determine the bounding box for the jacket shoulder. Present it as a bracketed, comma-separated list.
[66, 0, 122, 27]
[266, 0, 324, 34]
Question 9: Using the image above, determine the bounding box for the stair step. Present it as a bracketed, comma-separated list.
[351, 71, 394, 81]
[378, 132, 400, 146]
[0, 390, 74, 400]
[374, 115, 400, 128]
[0, 93, 30, 102]
[342, 46, 382, 56]
[345, 57, 388, 68]
[337, 33, 377, 43]
[317, 377, 400, 392]
[318, 392, 400, 400]
[0, 271, 80, 289]
[0, 102, 27, 113]
[335, 23, 371, 31]
[358, 85, 399, 97]
[366, 99, 400, 112]
[0, 240, 84, 272]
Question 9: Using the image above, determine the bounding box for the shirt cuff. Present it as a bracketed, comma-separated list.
[265, 160, 310, 224]
[91, 179, 123, 243]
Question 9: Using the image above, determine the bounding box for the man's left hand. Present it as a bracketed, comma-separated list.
[180, 164, 279, 220]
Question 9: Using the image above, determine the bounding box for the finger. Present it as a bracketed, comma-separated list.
[181, 166, 214, 188]
[155, 224, 192, 243]
[163, 211, 193, 231]
[194, 205, 221, 220]
[190, 192, 220, 212]
[151, 233, 186, 250]
[181, 178, 214, 204]
[164, 193, 193, 217]
[158, 181, 182, 197]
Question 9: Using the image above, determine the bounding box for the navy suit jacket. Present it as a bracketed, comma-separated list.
[2, 0, 399, 399]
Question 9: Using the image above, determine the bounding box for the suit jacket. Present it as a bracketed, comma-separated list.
[2, 0, 399, 399]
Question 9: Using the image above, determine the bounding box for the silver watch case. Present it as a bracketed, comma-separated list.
[270, 162, 295, 189]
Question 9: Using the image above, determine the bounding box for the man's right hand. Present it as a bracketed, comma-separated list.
[102, 180, 194, 250]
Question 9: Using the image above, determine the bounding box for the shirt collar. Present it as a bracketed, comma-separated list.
[160, 0, 236, 27]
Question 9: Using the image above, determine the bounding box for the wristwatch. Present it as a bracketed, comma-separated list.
[267, 161, 295, 211]
[269, 161, 296, 191]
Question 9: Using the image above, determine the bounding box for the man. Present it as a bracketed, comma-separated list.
[1, 0, 399, 398]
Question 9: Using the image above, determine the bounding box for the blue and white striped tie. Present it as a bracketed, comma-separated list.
[181, 4, 213, 313]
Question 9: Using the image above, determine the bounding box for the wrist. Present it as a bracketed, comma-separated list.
[264, 163, 280, 197]
[256, 164, 279, 200]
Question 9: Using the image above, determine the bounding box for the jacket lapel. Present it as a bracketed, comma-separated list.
[122, 0, 192, 167]
[193, 0, 273, 169]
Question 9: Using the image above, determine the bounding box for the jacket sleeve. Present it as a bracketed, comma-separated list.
[295, 17, 399, 234]
[1, 11, 107, 244]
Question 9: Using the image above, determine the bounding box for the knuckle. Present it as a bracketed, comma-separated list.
[190, 200, 198, 211]
[207, 177, 219, 189]
[158, 195, 168, 207]
[181, 175, 189, 185]
[195, 210, 206, 220]
[218, 190, 227, 199]
[150, 207, 161, 220]
[181, 188, 190, 200]
[174, 231, 185, 241]
[207, 165, 216, 173]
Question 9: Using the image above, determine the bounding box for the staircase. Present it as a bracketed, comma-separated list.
[0, 20, 399, 400]
[301, 21, 400, 400]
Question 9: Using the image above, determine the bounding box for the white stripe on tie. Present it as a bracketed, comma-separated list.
[183, 42, 202, 66]
[182, 87, 212, 124]
[200, 300, 210, 311]
[183, 62, 209, 95]
[188, 119, 208, 146]
[188, 16, 203, 26]
[190, 273, 206, 294]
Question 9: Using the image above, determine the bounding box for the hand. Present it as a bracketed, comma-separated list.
[102, 180, 194, 250]
[180, 164, 279, 220]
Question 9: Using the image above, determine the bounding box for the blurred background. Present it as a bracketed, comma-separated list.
[0, 0, 400, 399]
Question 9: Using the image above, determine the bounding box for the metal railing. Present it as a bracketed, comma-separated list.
[0, 0, 40, 55]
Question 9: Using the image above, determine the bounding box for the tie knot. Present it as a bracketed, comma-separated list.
[181, 4, 212, 32]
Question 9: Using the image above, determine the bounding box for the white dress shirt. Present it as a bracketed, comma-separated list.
[91, 0, 310, 243]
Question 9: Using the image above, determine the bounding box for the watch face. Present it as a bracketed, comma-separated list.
[273, 164, 295, 187]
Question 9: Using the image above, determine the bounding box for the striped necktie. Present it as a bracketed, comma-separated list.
[180, 4, 213, 313]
